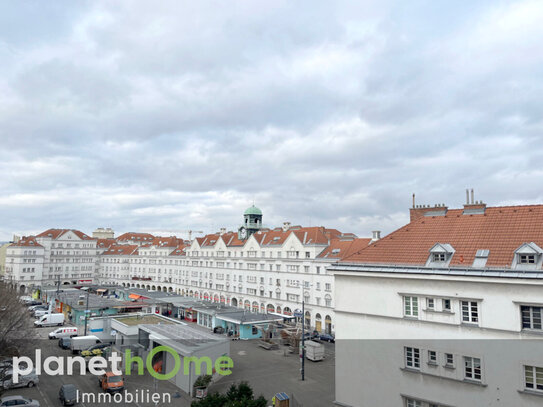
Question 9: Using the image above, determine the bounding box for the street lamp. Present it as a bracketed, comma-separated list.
[297, 281, 311, 381]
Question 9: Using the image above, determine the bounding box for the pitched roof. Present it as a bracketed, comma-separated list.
[116, 232, 155, 242]
[151, 236, 181, 248]
[318, 237, 372, 259]
[96, 238, 117, 249]
[10, 236, 43, 248]
[170, 242, 188, 256]
[102, 245, 139, 256]
[342, 204, 543, 268]
[37, 228, 94, 240]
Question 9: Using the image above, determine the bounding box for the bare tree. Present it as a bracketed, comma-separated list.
[0, 282, 34, 396]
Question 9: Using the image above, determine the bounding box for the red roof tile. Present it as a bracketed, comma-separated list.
[116, 232, 155, 242]
[10, 236, 43, 248]
[37, 228, 94, 240]
[318, 238, 372, 259]
[343, 204, 543, 268]
[102, 245, 139, 256]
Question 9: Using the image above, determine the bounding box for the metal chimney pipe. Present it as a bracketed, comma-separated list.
[471, 189, 474, 204]
[466, 189, 469, 204]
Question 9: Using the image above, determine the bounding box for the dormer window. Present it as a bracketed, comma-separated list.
[514, 243, 543, 269]
[427, 243, 455, 267]
[519, 254, 536, 264]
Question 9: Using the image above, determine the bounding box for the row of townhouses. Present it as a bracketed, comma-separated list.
[2, 206, 373, 334]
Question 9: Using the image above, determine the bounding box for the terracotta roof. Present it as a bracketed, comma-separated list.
[318, 238, 372, 259]
[116, 232, 155, 242]
[37, 228, 94, 240]
[10, 236, 43, 248]
[96, 238, 116, 249]
[102, 245, 139, 256]
[151, 236, 181, 247]
[220, 232, 245, 247]
[170, 242, 188, 256]
[342, 204, 543, 268]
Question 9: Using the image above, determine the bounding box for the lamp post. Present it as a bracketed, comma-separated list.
[84, 289, 90, 336]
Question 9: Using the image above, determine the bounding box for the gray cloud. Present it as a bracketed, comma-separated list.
[1, 0, 543, 241]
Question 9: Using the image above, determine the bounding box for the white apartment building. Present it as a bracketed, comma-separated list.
[99, 206, 371, 334]
[330, 200, 543, 407]
[35, 229, 98, 285]
[4, 236, 45, 290]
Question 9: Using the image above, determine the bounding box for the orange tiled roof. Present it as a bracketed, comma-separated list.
[318, 238, 372, 259]
[37, 228, 94, 240]
[10, 236, 43, 248]
[116, 232, 155, 242]
[170, 242, 188, 256]
[343, 204, 543, 268]
[96, 238, 116, 249]
[151, 236, 181, 247]
[102, 245, 139, 256]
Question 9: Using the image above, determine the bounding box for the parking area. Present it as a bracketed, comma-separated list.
[210, 339, 335, 407]
[3, 323, 335, 407]
[2, 326, 191, 407]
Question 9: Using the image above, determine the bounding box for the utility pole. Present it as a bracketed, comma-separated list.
[84, 289, 90, 336]
[299, 281, 305, 381]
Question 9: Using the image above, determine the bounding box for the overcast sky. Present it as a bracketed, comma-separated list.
[1, 0, 542, 241]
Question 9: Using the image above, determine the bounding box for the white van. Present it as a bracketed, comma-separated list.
[48, 326, 78, 339]
[70, 335, 101, 354]
[34, 313, 65, 327]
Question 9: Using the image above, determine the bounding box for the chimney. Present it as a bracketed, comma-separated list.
[282, 221, 291, 232]
[371, 230, 381, 242]
[409, 203, 448, 222]
[463, 189, 486, 214]
[219, 227, 226, 235]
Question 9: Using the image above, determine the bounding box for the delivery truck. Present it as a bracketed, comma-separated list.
[305, 340, 325, 361]
[34, 313, 65, 327]
[70, 335, 101, 354]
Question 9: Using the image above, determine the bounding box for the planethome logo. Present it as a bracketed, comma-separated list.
[12, 346, 234, 383]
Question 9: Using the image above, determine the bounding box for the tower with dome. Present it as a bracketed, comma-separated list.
[238, 205, 263, 240]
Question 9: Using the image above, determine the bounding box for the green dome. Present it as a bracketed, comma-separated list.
[244, 205, 262, 216]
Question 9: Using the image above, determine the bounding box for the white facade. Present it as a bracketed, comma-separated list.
[4, 237, 45, 289]
[331, 264, 543, 407]
[98, 231, 343, 334]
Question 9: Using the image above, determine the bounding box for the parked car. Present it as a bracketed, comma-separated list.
[319, 333, 335, 343]
[98, 372, 124, 393]
[28, 305, 47, 312]
[59, 384, 78, 406]
[49, 327, 78, 339]
[302, 331, 319, 340]
[25, 301, 42, 307]
[33, 309, 48, 318]
[58, 338, 72, 350]
[0, 396, 40, 407]
[81, 343, 110, 357]
[0, 369, 39, 389]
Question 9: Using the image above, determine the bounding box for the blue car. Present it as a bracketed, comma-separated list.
[319, 333, 335, 343]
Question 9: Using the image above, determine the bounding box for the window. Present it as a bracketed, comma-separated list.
[464, 356, 482, 381]
[404, 296, 419, 317]
[316, 266, 320, 274]
[521, 306, 542, 330]
[405, 399, 422, 407]
[428, 350, 437, 365]
[304, 266, 309, 273]
[519, 254, 536, 264]
[426, 298, 435, 310]
[445, 353, 454, 367]
[442, 299, 451, 311]
[305, 251, 310, 258]
[524, 365, 543, 392]
[432, 253, 446, 262]
[325, 283, 331, 291]
[405, 347, 420, 369]
[461, 301, 479, 323]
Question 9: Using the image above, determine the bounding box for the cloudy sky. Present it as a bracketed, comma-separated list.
[1, 0, 542, 241]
